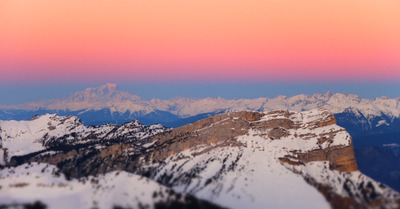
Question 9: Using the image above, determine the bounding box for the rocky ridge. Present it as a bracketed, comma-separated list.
[0, 114, 166, 165]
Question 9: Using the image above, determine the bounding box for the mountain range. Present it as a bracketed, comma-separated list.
[1, 84, 400, 194]
[1, 83, 400, 130]
[2, 109, 400, 209]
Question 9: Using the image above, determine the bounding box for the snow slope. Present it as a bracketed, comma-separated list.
[0, 163, 208, 209]
[151, 134, 331, 209]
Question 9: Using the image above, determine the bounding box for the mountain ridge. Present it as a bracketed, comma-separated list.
[0, 113, 167, 165]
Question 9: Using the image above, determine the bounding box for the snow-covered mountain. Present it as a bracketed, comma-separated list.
[0, 114, 166, 165]
[141, 109, 399, 209]
[3, 109, 400, 209]
[6, 83, 152, 114]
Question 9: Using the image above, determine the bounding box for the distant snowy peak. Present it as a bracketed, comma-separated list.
[2, 84, 400, 122]
[47, 83, 152, 113]
[263, 92, 400, 118]
[0, 114, 167, 164]
[8, 83, 153, 114]
[86, 82, 118, 96]
[323, 93, 400, 117]
[65, 83, 140, 103]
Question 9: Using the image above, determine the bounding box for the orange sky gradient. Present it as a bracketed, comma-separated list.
[1, 0, 399, 82]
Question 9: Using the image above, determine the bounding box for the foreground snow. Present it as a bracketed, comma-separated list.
[0, 163, 190, 209]
[152, 137, 331, 209]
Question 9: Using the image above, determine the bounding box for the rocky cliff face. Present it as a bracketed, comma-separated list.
[3, 109, 400, 209]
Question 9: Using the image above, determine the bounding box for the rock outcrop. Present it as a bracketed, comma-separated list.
[0, 114, 167, 165]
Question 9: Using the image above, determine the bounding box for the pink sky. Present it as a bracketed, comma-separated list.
[1, 0, 400, 83]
